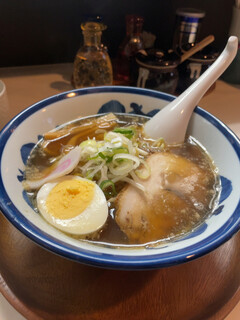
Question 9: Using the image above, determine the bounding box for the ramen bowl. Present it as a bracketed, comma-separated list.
[0, 86, 240, 271]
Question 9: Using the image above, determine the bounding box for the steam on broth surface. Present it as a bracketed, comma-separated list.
[23, 113, 220, 248]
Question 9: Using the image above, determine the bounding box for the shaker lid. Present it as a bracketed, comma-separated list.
[182, 44, 219, 63]
[176, 8, 205, 18]
[136, 49, 180, 70]
[82, 14, 103, 23]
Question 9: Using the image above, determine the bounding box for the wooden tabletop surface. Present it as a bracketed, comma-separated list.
[1, 211, 240, 320]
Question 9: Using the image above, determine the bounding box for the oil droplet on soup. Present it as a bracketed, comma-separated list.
[24, 114, 220, 249]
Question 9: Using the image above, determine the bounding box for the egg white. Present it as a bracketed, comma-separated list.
[36, 175, 108, 235]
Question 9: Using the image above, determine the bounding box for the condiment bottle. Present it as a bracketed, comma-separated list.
[172, 8, 205, 53]
[73, 21, 113, 88]
[115, 14, 144, 85]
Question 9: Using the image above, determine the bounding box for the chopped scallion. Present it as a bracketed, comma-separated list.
[100, 180, 117, 196]
[113, 127, 135, 139]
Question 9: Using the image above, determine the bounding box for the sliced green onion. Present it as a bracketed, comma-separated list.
[137, 147, 149, 156]
[81, 159, 98, 172]
[110, 137, 122, 146]
[109, 160, 133, 176]
[114, 147, 129, 155]
[104, 131, 130, 145]
[108, 153, 141, 176]
[86, 169, 94, 180]
[112, 153, 140, 169]
[100, 180, 117, 196]
[79, 139, 97, 148]
[79, 140, 98, 160]
[88, 154, 100, 160]
[98, 165, 108, 185]
[98, 148, 114, 162]
[113, 127, 135, 139]
[135, 160, 151, 180]
[98, 147, 129, 163]
[135, 167, 150, 180]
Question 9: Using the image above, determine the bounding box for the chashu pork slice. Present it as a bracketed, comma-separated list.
[115, 152, 216, 244]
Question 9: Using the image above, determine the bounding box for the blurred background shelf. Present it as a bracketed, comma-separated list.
[0, 0, 236, 68]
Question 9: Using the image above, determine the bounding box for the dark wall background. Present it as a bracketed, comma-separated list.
[0, 0, 235, 67]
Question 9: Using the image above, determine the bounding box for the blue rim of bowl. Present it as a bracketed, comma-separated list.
[1, 86, 240, 270]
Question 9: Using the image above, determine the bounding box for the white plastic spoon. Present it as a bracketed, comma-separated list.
[144, 36, 238, 144]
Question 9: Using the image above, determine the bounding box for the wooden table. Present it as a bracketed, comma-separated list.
[1, 64, 240, 320]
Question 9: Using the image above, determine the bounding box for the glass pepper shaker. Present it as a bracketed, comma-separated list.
[73, 21, 113, 88]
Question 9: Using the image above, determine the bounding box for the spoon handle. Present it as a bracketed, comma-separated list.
[144, 36, 238, 143]
[180, 35, 215, 63]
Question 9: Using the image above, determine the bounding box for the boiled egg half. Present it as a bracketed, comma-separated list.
[37, 175, 108, 235]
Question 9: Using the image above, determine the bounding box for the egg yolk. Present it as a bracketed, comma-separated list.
[46, 179, 95, 220]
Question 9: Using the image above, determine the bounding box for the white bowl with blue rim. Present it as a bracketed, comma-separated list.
[0, 86, 240, 270]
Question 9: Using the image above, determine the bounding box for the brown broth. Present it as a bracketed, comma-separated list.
[24, 114, 220, 248]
